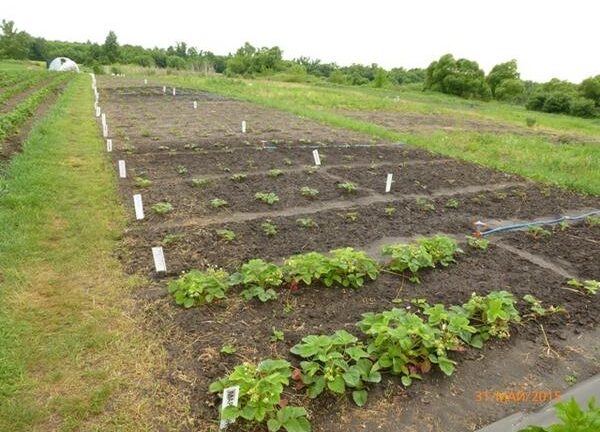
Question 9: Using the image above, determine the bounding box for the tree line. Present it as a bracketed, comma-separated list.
[1, 19, 598, 118]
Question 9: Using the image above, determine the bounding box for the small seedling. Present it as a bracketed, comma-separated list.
[567, 278, 599, 295]
[220, 344, 237, 355]
[255, 192, 280, 205]
[134, 177, 152, 188]
[527, 225, 551, 239]
[300, 186, 319, 198]
[416, 197, 435, 211]
[338, 181, 358, 193]
[296, 217, 317, 228]
[557, 221, 570, 231]
[494, 192, 508, 201]
[466, 235, 489, 251]
[261, 220, 278, 237]
[216, 229, 236, 242]
[230, 173, 247, 182]
[270, 328, 285, 343]
[384, 207, 396, 217]
[586, 215, 600, 227]
[344, 211, 358, 222]
[176, 165, 188, 175]
[268, 168, 283, 177]
[564, 373, 578, 386]
[210, 198, 228, 208]
[152, 202, 174, 215]
[445, 198, 459, 209]
[191, 177, 210, 188]
[523, 294, 566, 317]
[161, 233, 184, 246]
[283, 158, 293, 166]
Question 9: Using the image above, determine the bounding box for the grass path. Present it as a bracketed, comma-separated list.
[0, 75, 182, 431]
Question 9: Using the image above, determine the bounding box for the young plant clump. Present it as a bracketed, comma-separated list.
[338, 181, 358, 193]
[255, 192, 280, 205]
[191, 177, 210, 188]
[268, 168, 284, 177]
[261, 220, 278, 237]
[216, 229, 236, 242]
[230, 259, 283, 302]
[230, 173, 247, 182]
[134, 176, 152, 188]
[466, 235, 489, 250]
[168, 268, 230, 307]
[300, 186, 319, 198]
[296, 217, 317, 228]
[151, 202, 174, 215]
[210, 198, 228, 208]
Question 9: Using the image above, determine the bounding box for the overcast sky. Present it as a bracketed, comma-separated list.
[3, 0, 599, 82]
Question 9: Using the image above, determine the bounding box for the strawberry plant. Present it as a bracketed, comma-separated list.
[134, 176, 152, 188]
[466, 235, 489, 250]
[384, 207, 396, 217]
[270, 328, 285, 342]
[415, 197, 435, 211]
[567, 278, 599, 295]
[586, 215, 600, 227]
[230, 173, 248, 182]
[445, 198, 459, 209]
[161, 233, 183, 246]
[296, 218, 317, 228]
[168, 268, 230, 307]
[151, 202, 174, 215]
[176, 165, 188, 175]
[518, 397, 600, 432]
[283, 252, 329, 287]
[290, 330, 380, 406]
[462, 290, 521, 341]
[210, 198, 228, 208]
[344, 211, 358, 222]
[382, 243, 433, 283]
[230, 259, 283, 302]
[255, 192, 280, 205]
[216, 229, 236, 242]
[527, 225, 551, 238]
[268, 169, 284, 177]
[209, 359, 310, 432]
[338, 181, 358, 193]
[261, 220, 278, 237]
[221, 344, 237, 355]
[300, 186, 319, 198]
[321, 248, 379, 288]
[416, 235, 462, 267]
[523, 294, 566, 317]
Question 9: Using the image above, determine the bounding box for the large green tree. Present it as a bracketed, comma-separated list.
[0, 19, 33, 59]
[102, 30, 120, 64]
[580, 75, 600, 106]
[486, 60, 520, 97]
[424, 53, 491, 100]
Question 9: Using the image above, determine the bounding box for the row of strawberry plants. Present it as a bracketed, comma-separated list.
[208, 290, 522, 432]
[0, 73, 73, 143]
[0, 71, 49, 106]
[0, 70, 34, 89]
[168, 234, 464, 307]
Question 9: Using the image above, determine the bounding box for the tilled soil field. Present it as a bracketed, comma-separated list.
[98, 76, 600, 432]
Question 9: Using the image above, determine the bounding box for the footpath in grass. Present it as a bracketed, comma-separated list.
[154, 75, 600, 196]
[0, 75, 183, 431]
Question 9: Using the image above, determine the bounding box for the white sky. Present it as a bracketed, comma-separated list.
[3, 0, 600, 82]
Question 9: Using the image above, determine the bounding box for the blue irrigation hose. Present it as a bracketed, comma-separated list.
[481, 210, 600, 237]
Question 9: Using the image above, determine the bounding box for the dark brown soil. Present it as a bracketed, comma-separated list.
[97, 77, 600, 432]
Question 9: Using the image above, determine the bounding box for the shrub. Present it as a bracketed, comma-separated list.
[543, 92, 573, 114]
[168, 269, 230, 307]
[570, 98, 597, 118]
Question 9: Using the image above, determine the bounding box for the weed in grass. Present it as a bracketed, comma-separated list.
[255, 192, 279, 205]
[151, 202, 174, 215]
[445, 198, 459, 209]
[210, 198, 228, 208]
[527, 225, 551, 239]
[216, 229, 236, 242]
[230, 173, 247, 182]
[338, 181, 358, 193]
[134, 177, 152, 188]
[296, 217, 317, 228]
[300, 186, 319, 198]
[268, 168, 283, 177]
[261, 220, 278, 237]
[416, 197, 435, 212]
[191, 177, 210, 188]
[466, 235, 489, 250]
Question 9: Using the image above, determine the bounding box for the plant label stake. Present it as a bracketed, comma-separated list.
[144, 78, 148, 85]
[172, 87, 176, 96]
[133, 194, 145, 220]
[219, 386, 240, 430]
[385, 173, 393, 193]
[118, 160, 126, 178]
[312, 149, 321, 166]
[106, 139, 112, 152]
[162, 86, 166, 94]
[103, 124, 108, 138]
[473, 220, 487, 238]
[193, 100, 198, 110]
[151, 246, 167, 273]
[95, 106, 101, 117]
[241, 120, 246, 133]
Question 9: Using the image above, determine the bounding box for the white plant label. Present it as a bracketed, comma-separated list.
[152, 247, 167, 273]
[385, 173, 393, 193]
[144, 78, 148, 85]
[101, 113, 106, 126]
[118, 160, 126, 178]
[193, 100, 198, 110]
[241, 120, 246, 133]
[162, 85, 166, 94]
[172, 87, 176, 96]
[106, 139, 112, 152]
[312, 149, 321, 166]
[95, 106, 101, 117]
[133, 194, 145, 220]
[103, 125, 108, 138]
[219, 386, 240, 430]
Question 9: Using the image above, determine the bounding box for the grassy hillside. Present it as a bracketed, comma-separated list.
[147, 74, 600, 195]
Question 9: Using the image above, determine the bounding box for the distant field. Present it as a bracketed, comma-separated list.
[143, 73, 600, 195]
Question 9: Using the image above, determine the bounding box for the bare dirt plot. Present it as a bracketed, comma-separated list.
[97, 76, 600, 432]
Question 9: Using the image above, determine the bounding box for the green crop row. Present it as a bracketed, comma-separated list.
[209, 290, 521, 432]
[0, 70, 38, 89]
[0, 73, 73, 144]
[0, 72, 49, 106]
[167, 234, 463, 307]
